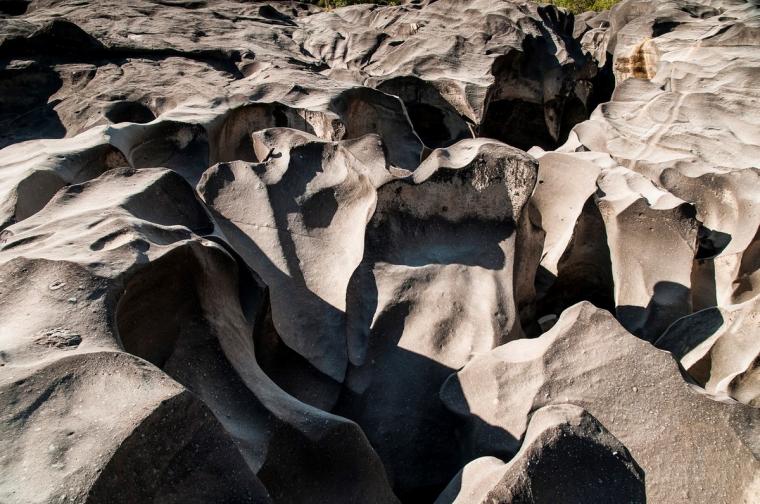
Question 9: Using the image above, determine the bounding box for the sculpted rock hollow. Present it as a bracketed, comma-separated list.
[436, 404, 646, 504]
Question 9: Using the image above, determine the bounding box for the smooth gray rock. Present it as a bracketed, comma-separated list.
[441, 302, 760, 504]
[0, 167, 397, 504]
[336, 138, 537, 498]
[2, 0, 760, 502]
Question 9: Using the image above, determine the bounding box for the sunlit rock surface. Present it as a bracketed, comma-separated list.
[1, 0, 759, 503]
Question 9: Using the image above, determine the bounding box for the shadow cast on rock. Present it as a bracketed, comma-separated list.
[617, 281, 691, 343]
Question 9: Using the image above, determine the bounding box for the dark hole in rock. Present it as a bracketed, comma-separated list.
[481, 91, 600, 152]
[480, 99, 557, 151]
[0, 66, 65, 148]
[377, 76, 471, 149]
[104, 100, 156, 124]
[273, 106, 289, 128]
[560, 96, 590, 143]
[405, 102, 452, 148]
[696, 226, 732, 260]
[653, 20, 680, 37]
[0, 0, 30, 15]
[589, 55, 616, 113]
[522, 436, 647, 504]
[482, 34, 612, 152]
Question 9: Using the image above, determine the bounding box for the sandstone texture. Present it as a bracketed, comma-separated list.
[1, 0, 759, 503]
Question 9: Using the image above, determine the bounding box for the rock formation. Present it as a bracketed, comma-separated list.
[335, 138, 537, 499]
[440, 302, 760, 504]
[435, 404, 646, 504]
[657, 294, 760, 407]
[1, 0, 759, 503]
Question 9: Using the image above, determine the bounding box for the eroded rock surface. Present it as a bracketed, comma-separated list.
[336, 139, 537, 499]
[1, 0, 760, 503]
[657, 294, 760, 407]
[440, 303, 760, 504]
[436, 404, 646, 504]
